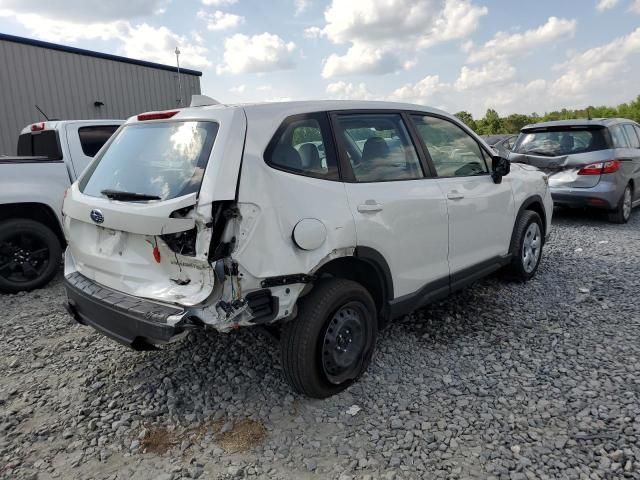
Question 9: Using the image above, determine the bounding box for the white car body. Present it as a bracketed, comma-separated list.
[62, 99, 552, 395]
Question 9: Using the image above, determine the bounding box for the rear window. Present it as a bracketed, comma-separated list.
[80, 121, 218, 201]
[17, 131, 62, 159]
[78, 125, 120, 157]
[513, 128, 610, 156]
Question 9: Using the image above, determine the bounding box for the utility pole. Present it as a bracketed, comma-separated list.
[175, 47, 184, 107]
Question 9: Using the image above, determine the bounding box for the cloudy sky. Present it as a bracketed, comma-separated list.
[1, 0, 639, 117]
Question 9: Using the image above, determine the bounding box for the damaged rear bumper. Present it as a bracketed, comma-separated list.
[63, 272, 188, 350]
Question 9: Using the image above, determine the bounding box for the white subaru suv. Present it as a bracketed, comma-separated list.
[62, 98, 552, 398]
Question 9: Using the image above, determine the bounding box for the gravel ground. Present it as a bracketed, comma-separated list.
[2, 208, 640, 480]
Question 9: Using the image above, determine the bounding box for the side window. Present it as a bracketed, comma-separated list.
[334, 113, 424, 182]
[623, 124, 640, 149]
[411, 115, 489, 177]
[265, 114, 338, 180]
[78, 126, 120, 157]
[610, 125, 630, 149]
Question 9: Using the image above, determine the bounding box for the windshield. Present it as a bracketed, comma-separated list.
[513, 127, 610, 156]
[80, 121, 218, 201]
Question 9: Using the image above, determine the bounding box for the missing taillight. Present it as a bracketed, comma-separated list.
[578, 160, 621, 175]
[161, 229, 197, 257]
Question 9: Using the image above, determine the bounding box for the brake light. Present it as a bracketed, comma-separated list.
[31, 122, 45, 131]
[577, 160, 621, 175]
[137, 110, 178, 121]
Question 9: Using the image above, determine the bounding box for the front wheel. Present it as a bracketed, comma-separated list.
[608, 184, 632, 224]
[505, 210, 544, 282]
[280, 278, 377, 398]
[0, 219, 62, 293]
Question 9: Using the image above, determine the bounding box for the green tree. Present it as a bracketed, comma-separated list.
[454, 111, 477, 131]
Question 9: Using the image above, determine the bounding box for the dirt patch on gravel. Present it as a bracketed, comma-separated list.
[216, 419, 268, 453]
[140, 427, 178, 455]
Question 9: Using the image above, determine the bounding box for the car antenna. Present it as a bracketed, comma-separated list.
[35, 104, 50, 121]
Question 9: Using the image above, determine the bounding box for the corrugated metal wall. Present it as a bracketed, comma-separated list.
[0, 39, 201, 155]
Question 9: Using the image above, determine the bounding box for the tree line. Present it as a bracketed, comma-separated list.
[454, 95, 640, 135]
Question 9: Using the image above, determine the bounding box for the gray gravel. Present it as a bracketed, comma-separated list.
[2, 208, 640, 480]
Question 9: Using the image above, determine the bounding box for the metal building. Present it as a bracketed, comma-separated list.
[0, 33, 202, 155]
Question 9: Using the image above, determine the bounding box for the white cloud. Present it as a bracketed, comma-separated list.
[468, 17, 577, 64]
[229, 84, 246, 93]
[120, 23, 211, 68]
[295, 0, 310, 15]
[631, 0, 640, 13]
[256, 84, 273, 91]
[201, 0, 237, 5]
[596, 0, 619, 11]
[0, 0, 169, 21]
[322, 44, 403, 78]
[551, 27, 640, 98]
[197, 9, 244, 31]
[0, 9, 212, 68]
[304, 26, 322, 39]
[317, 0, 487, 77]
[389, 75, 450, 103]
[454, 60, 516, 90]
[326, 81, 376, 100]
[216, 33, 297, 74]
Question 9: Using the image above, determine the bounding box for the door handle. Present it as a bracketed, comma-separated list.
[447, 191, 465, 200]
[357, 201, 383, 213]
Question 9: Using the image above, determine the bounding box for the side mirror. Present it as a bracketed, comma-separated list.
[491, 155, 510, 184]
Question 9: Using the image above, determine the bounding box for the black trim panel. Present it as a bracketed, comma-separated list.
[0, 157, 61, 164]
[354, 246, 394, 301]
[64, 272, 185, 350]
[388, 255, 512, 320]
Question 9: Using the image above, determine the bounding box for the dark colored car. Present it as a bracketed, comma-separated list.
[481, 134, 518, 156]
[509, 118, 640, 223]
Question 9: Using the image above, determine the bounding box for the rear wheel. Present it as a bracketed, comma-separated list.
[608, 184, 632, 224]
[505, 210, 543, 282]
[0, 219, 62, 293]
[280, 278, 377, 398]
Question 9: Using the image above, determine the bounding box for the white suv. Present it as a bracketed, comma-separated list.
[62, 99, 552, 398]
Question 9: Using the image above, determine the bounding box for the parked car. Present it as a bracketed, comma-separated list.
[62, 99, 552, 398]
[510, 118, 640, 223]
[482, 134, 518, 156]
[0, 120, 123, 293]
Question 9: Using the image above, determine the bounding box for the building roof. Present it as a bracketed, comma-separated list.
[0, 32, 202, 77]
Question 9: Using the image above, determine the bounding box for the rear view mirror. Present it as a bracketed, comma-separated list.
[491, 155, 510, 184]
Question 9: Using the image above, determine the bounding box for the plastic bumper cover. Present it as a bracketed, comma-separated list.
[63, 272, 187, 350]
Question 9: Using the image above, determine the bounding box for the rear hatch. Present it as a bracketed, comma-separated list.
[510, 125, 613, 189]
[63, 107, 246, 306]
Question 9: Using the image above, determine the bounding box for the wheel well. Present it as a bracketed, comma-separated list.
[0, 203, 65, 247]
[524, 200, 546, 238]
[314, 256, 389, 327]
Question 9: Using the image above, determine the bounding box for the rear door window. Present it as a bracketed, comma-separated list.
[334, 113, 424, 182]
[80, 121, 218, 201]
[17, 131, 62, 159]
[622, 124, 640, 149]
[78, 125, 120, 157]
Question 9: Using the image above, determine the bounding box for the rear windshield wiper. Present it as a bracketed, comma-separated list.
[100, 189, 161, 201]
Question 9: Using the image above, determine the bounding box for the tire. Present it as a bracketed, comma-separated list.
[608, 184, 633, 224]
[0, 219, 62, 293]
[505, 210, 544, 282]
[280, 278, 377, 398]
